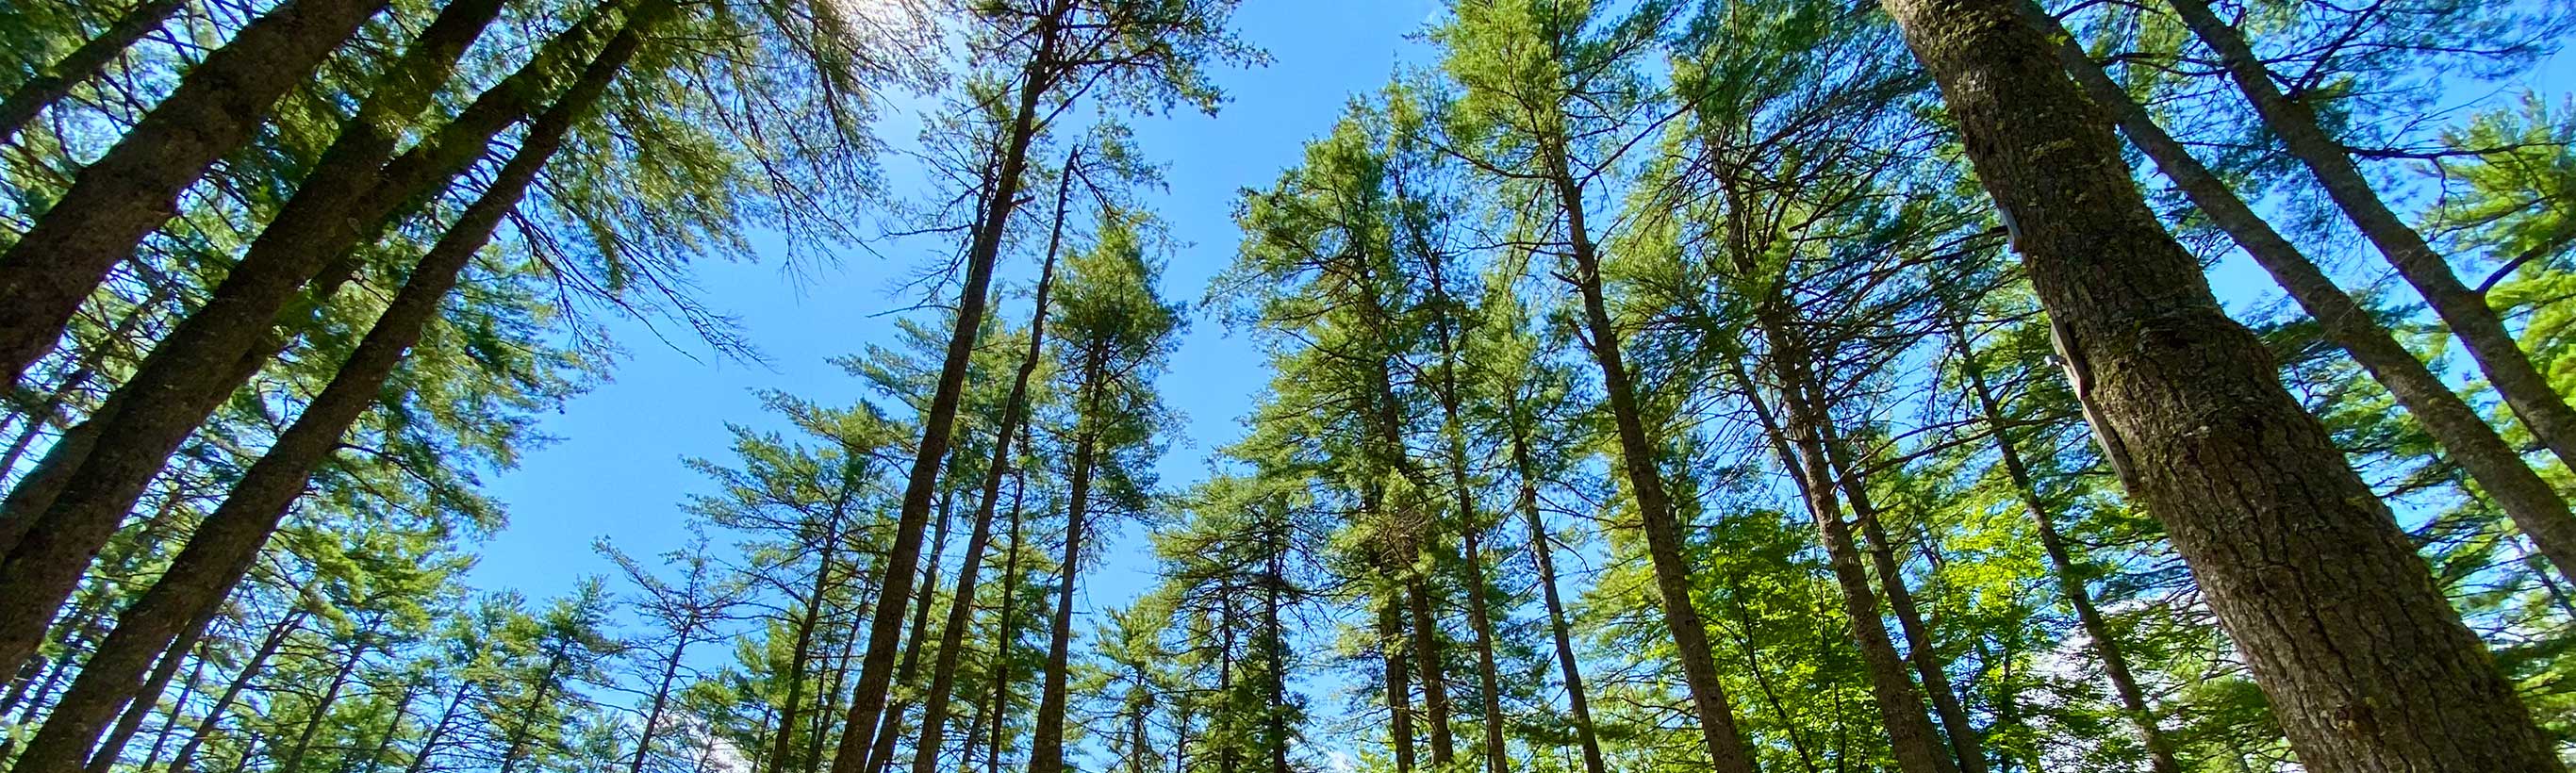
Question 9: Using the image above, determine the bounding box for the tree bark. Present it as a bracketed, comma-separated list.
[1814, 416, 1987, 773]
[1026, 344, 1105, 773]
[166, 606, 306, 773]
[0, 0, 391, 387]
[1379, 597, 1416, 773]
[1730, 352, 1955, 773]
[355, 676, 421, 773]
[1877, 0, 2564, 768]
[82, 599, 218, 773]
[1402, 577, 1457, 767]
[0, 0, 544, 674]
[275, 636, 371, 773]
[909, 153, 1070, 773]
[2164, 0, 2576, 476]
[0, 0, 189, 141]
[398, 685, 471, 773]
[2, 6, 663, 764]
[2023, 2, 2576, 578]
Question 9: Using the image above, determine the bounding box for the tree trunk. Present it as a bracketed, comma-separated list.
[1026, 350, 1104, 773]
[631, 633, 694, 773]
[167, 607, 306, 773]
[398, 685, 469, 773]
[2022, 3, 2576, 580]
[0, 0, 541, 674]
[2165, 0, 2576, 476]
[3, 7, 662, 763]
[0, 0, 189, 141]
[1549, 146, 1759, 773]
[1732, 351, 1955, 773]
[769, 508, 849, 773]
[1379, 598, 1416, 773]
[135, 638, 208, 773]
[1877, 1, 2563, 768]
[829, 7, 1060, 767]
[1814, 414, 1988, 773]
[910, 156, 1069, 773]
[984, 462, 1032, 773]
[867, 476, 964, 773]
[1402, 577, 1457, 767]
[1505, 410, 1605, 773]
[83, 600, 218, 773]
[276, 637, 371, 773]
[355, 677, 421, 773]
[0, 0, 391, 387]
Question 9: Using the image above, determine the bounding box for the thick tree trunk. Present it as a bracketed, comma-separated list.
[0, 0, 391, 387]
[2024, 3, 2576, 578]
[2, 8, 663, 764]
[910, 161, 1068, 773]
[0, 0, 189, 141]
[830, 9, 1059, 769]
[1949, 319, 2181, 773]
[1878, 1, 2563, 768]
[2164, 0, 2576, 476]
[0, 0, 551, 674]
[1550, 149, 1759, 773]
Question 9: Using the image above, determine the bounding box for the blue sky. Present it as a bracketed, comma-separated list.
[468, 0, 1441, 640]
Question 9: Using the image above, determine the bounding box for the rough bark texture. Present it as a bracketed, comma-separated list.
[0, 0, 190, 141]
[0, 8, 658, 766]
[0, 0, 391, 387]
[1379, 597, 1417, 773]
[0, 0, 553, 675]
[909, 157, 1069, 773]
[2166, 0, 2576, 474]
[2028, 3, 2576, 578]
[1403, 577, 1458, 767]
[1878, 0, 2563, 769]
[1950, 320, 2182, 773]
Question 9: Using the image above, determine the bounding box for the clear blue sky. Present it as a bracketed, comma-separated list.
[467, 0, 1440, 635]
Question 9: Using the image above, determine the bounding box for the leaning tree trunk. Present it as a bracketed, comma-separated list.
[1, 8, 665, 765]
[0, 0, 392, 388]
[2024, 2, 2576, 578]
[1505, 408, 1606, 773]
[0, 0, 190, 141]
[1379, 595, 1417, 773]
[1732, 348, 1955, 773]
[1948, 314, 2184, 773]
[1877, 0, 2563, 769]
[829, 10, 1059, 770]
[165, 607, 306, 773]
[909, 155, 1070, 773]
[81, 600, 218, 773]
[2166, 0, 2576, 473]
[1814, 415, 1988, 773]
[1551, 146, 1759, 773]
[0, 0, 587, 676]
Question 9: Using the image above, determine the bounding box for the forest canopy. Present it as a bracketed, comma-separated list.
[3, 0, 2576, 772]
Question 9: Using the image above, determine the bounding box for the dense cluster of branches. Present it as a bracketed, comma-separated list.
[8, 0, 2576, 772]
